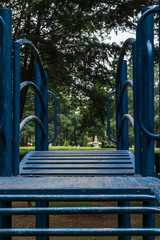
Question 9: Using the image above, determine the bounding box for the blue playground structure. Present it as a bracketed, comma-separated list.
[0, 3, 160, 240]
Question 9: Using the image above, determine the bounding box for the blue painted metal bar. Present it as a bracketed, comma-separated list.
[107, 90, 117, 143]
[13, 41, 21, 176]
[0, 206, 160, 215]
[20, 116, 46, 138]
[48, 90, 57, 143]
[35, 63, 48, 151]
[121, 60, 129, 150]
[0, 228, 160, 237]
[0, 17, 7, 137]
[0, 194, 154, 201]
[14, 39, 47, 85]
[137, 8, 155, 176]
[116, 74, 122, 149]
[118, 201, 131, 240]
[132, 40, 141, 174]
[42, 72, 48, 150]
[136, 6, 160, 141]
[118, 114, 134, 139]
[0, 9, 12, 240]
[0, 9, 12, 177]
[117, 80, 133, 112]
[20, 81, 46, 111]
[143, 200, 155, 240]
[36, 201, 49, 240]
[117, 38, 136, 85]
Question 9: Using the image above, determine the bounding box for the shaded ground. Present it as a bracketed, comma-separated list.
[11, 201, 160, 240]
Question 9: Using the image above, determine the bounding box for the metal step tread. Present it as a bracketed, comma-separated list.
[20, 150, 135, 176]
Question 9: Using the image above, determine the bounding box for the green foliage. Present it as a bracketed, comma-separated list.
[2, 0, 157, 146]
[64, 139, 69, 146]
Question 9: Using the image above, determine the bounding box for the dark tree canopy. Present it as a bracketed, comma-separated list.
[0, 0, 157, 145]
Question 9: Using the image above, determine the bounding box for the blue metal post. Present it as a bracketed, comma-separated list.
[36, 201, 49, 240]
[0, 8, 12, 240]
[143, 200, 155, 240]
[0, 9, 12, 176]
[118, 201, 131, 240]
[13, 42, 20, 176]
[35, 63, 48, 151]
[121, 60, 129, 150]
[116, 74, 122, 150]
[141, 8, 154, 176]
[132, 40, 141, 174]
[35, 64, 49, 240]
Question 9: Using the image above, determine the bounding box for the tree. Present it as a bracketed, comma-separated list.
[0, 0, 158, 144]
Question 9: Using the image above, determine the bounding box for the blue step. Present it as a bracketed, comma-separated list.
[20, 150, 135, 176]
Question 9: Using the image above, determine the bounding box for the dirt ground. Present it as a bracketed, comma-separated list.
[11, 201, 160, 240]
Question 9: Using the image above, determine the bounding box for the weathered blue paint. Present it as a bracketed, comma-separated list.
[0, 9, 12, 240]
[120, 60, 129, 150]
[20, 81, 46, 111]
[48, 90, 57, 143]
[143, 200, 155, 240]
[13, 41, 21, 176]
[132, 40, 141, 175]
[107, 90, 117, 143]
[20, 150, 135, 175]
[0, 9, 12, 176]
[20, 116, 46, 137]
[35, 63, 48, 151]
[118, 201, 131, 240]
[0, 228, 160, 237]
[137, 8, 155, 176]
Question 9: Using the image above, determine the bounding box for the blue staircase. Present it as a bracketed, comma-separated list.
[20, 150, 135, 175]
[0, 4, 159, 240]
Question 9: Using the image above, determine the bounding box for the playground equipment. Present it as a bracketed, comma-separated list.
[0, 3, 160, 240]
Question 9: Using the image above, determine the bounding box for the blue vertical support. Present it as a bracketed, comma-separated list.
[121, 60, 129, 150]
[0, 8, 12, 240]
[143, 200, 155, 240]
[35, 63, 48, 151]
[36, 201, 49, 240]
[0, 9, 12, 176]
[132, 40, 141, 174]
[116, 74, 122, 150]
[13, 41, 21, 176]
[118, 201, 131, 240]
[141, 8, 154, 176]
[35, 63, 49, 240]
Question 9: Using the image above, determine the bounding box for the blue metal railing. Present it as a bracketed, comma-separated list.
[107, 90, 117, 143]
[107, 5, 160, 177]
[107, 39, 136, 150]
[13, 39, 57, 176]
[48, 90, 57, 143]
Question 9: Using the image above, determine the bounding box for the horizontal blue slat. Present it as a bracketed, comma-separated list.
[20, 150, 135, 175]
[0, 206, 159, 215]
[0, 194, 154, 201]
[0, 228, 160, 236]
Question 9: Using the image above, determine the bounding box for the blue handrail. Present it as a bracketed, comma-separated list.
[117, 80, 133, 112]
[20, 81, 46, 111]
[14, 39, 47, 84]
[107, 90, 117, 143]
[20, 116, 46, 137]
[136, 6, 160, 141]
[118, 114, 134, 138]
[13, 38, 48, 176]
[48, 90, 57, 143]
[116, 38, 136, 84]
